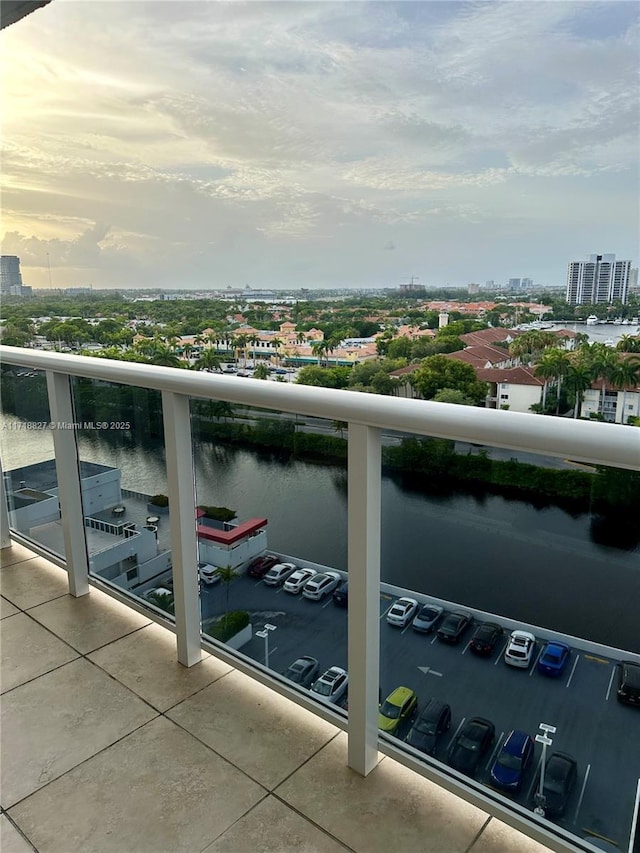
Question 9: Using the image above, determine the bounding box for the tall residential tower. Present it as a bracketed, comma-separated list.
[566, 254, 631, 305]
[0, 255, 24, 294]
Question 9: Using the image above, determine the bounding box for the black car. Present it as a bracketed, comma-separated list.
[447, 717, 495, 776]
[247, 554, 280, 579]
[283, 656, 319, 688]
[405, 699, 451, 755]
[469, 623, 503, 657]
[617, 661, 640, 707]
[539, 752, 577, 817]
[437, 611, 472, 644]
[333, 580, 348, 607]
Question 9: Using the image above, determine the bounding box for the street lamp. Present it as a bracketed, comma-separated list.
[534, 723, 557, 817]
[256, 622, 277, 669]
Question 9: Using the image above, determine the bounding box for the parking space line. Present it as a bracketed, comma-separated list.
[485, 731, 505, 772]
[401, 623, 411, 635]
[380, 603, 394, 620]
[447, 717, 466, 751]
[566, 654, 580, 688]
[529, 645, 544, 676]
[322, 597, 333, 609]
[628, 777, 640, 853]
[605, 666, 616, 701]
[253, 579, 264, 586]
[494, 640, 508, 665]
[431, 634, 439, 644]
[526, 755, 544, 802]
[461, 641, 471, 656]
[572, 763, 591, 825]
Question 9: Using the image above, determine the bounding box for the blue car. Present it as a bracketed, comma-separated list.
[490, 730, 534, 791]
[537, 642, 571, 676]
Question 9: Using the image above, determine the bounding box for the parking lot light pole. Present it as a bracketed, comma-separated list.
[534, 723, 557, 817]
[256, 623, 277, 669]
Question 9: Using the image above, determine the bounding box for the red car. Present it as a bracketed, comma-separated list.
[247, 554, 280, 578]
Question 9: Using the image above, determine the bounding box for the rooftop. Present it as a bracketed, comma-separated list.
[1, 540, 551, 853]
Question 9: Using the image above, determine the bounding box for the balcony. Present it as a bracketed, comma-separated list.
[2, 540, 555, 853]
[1, 347, 639, 853]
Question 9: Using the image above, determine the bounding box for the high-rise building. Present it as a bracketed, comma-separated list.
[0, 255, 23, 294]
[521, 277, 533, 290]
[566, 254, 631, 305]
[508, 278, 521, 291]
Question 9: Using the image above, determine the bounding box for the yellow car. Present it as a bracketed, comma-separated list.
[378, 686, 418, 734]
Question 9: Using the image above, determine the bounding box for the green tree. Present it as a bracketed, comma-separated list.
[610, 357, 640, 423]
[194, 349, 222, 372]
[410, 355, 487, 404]
[253, 363, 270, 380]
[432, 388, 477, 405]
[564, 361, 593, 418]
[213, 565, 238, 628]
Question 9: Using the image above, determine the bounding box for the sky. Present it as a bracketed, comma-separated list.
[1, 0, 638, 291]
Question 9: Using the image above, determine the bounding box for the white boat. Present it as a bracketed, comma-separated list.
[586, 315, 599, 326]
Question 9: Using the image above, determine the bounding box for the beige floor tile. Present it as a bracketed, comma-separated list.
[1, 595, 20, 619]
[28, 586, 151, 654]
[0, 557, 68, 609]
[469, 818, 551, 853]
[9, 716, 265, 853]
[0, 543, 39, 568]
[0, 815, 35, 853]
[168, 669, 339, 789]
[0, 815, 36, 853]
[276, 734, 488, 853]
[88, 621, 232, 711]
[1, 612, 78, 694]
[1, 657, 157, 807]
[203, 795, 350, 853]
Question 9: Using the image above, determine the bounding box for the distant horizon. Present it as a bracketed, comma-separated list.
[2, 1, 638, 290]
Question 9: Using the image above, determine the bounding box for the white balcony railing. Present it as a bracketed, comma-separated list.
[1, 346, 639, 853]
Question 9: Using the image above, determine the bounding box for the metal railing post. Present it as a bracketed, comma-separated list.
[161, 391, 202, 667]
[45, 371, 90, 596]
[0, 455, 11, 548]
[347, 423, 381, 776]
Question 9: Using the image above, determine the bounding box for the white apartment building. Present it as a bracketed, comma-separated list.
[566, 254, 631, 305]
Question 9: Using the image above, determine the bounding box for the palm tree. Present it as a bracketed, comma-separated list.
[534, 351, 558, 412]
[214, 564, 238, 628]
[253, 363, 269, 380]
[564, 361, 593, 418]
[271, 337, 283, 367]
[247, 333, 260, 364]
[609, 357, 640, 423]
[234, 334, 249, 368]
[311, 340, 328, 366]
[149, 345, 182, 368]
[617, 335, 640, 354]
[194, 349, 222, 372]
[587, 344, 620, 419]
[296, 330, 306, 346]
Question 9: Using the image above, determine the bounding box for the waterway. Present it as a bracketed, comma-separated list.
[2, 412, 638, 652]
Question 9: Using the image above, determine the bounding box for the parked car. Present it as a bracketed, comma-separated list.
[198, 563, 220, 586]
[504, 630, 537, 668]
[378, 687, 418, 735]
[412, 603, 444, 633]
[489, 729, 535, 792]
[469, 623, 503, 657]
[386, 597, 419, 628]
[538, 752, 577, 817]
[617, 661, 640, 707]
[405, 699, 451, 755]
[247, 554, 280, 579]
[447, 717, 495, 776]
[537, 642, 571, 676]
[302, 571, 343, 601]
[332, 580, 349, 607]
[311, 666, 348, 703]
[437, 611, 472, 644]
[283, 567, 316, 594]
[283, 656, 319, 689]
[263, 562, 297, 587]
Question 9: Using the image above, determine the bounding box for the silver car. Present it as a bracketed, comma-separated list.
[302, 571, 342, 601]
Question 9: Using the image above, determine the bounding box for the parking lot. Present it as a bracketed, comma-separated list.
[200, 572, 640, 850]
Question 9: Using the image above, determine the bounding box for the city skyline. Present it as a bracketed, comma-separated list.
[1, 1, 638, 290]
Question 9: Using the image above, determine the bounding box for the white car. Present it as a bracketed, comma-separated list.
[198, 563, 220, 586]
[302, 571, 342, 601]
[386, 597, 419, 628]
[263, 562, 297, 587]
[504, 630, 537, 668]
[283, 567, 317, 594]
[311, 666, 349, 704]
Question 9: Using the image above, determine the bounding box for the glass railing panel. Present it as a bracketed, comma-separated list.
[190, 391, 349, 709]
[68, 376, 174, 619]
[378, 431, 640, 851]
[0, 366, 64, 557]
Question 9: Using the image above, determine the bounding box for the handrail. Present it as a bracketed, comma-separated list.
[1, 346, 638, 470]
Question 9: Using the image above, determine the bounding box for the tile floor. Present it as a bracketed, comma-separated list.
[1, 542, 553, 853]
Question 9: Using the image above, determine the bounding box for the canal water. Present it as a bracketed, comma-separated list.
[1, 413, 639, 652]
